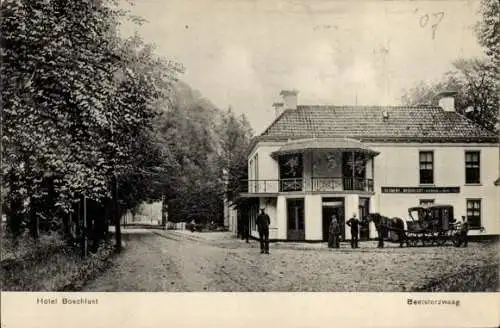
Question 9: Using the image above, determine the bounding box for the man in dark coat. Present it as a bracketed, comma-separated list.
[346, 213, 360, 248]
[256, 208, 270, 254]
[237, 214, 242, 239]
[242, 213, 249, 243]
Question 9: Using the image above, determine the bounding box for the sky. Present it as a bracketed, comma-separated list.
[120, 0, 486, 135]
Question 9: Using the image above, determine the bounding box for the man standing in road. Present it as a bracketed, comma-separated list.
[346, 213, 360, 248]
[242, 213, 249, 243]
[256, 208, 270, 254]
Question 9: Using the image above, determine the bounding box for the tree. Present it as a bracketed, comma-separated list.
[401, 58, 498, 132]
[476, 0, 500, 69]
[475, 0, 499, 133]
[0, 0, 182, 250]
[1, 0, 122, 239]
[150, 82, 254, 225]
[106, 33, 182, 225]
[219, 108, 253, 202]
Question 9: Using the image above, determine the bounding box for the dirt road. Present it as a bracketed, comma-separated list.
[83, 230, 498, 292]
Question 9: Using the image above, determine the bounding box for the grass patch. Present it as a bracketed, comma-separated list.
[1, 232, 116, 291]
[415, 263, 499, 292]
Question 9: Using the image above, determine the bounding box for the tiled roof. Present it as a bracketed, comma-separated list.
[257, 106, 498, 143]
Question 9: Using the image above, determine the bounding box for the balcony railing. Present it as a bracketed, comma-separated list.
[311, 177, 374, 192]
[240, 177, 374, 193]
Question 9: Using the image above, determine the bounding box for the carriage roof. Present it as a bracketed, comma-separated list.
[407, 204, 454, 222]
[408, 204, 454, 212]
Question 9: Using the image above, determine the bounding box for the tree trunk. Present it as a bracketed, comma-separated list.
[104, 199, 110, 236]
[29, 207, 39, 240]
[112, 175, 121, 251]
[81, 195, 88, 258]
[62, 213, 70, 239]
[28, 191, 40, 240]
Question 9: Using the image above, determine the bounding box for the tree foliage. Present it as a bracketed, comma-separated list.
[1, 0, 253, 250]
[401, 58, 498, 132]
[403, 1, 499, 133]
[476, 0, 500, 69]
[152, 82, 253, 224]
[219, 108, 253, 202]
[1, 0, 182, 242]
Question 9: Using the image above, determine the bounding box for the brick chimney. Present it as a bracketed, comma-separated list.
[272, 102, 284, 117]
[437, 91, 458, 112]
[280, 90, 298, 110]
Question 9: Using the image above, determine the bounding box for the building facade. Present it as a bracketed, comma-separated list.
[235, 90, 499, 241]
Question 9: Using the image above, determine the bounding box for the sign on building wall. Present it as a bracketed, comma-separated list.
[381, 187, 460, 193]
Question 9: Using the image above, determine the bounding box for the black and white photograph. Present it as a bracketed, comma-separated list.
[0, 0, 499, 321]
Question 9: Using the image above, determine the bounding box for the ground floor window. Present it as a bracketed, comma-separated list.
[466, 199, 481, 229]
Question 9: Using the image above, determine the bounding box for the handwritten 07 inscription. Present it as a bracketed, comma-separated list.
[415, 9, 445, 40]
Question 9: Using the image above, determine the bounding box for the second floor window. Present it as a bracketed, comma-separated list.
[419, 151, 434, 184]
[465, 151, 480, 184]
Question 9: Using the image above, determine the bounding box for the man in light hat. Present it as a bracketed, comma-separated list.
[256, 208, 271, 254]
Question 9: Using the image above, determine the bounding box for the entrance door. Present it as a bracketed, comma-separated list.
[359, 197, 370, 240]
[287, 198, 305, 241]
[321, 197, 345, 241]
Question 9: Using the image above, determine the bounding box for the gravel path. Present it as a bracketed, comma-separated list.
[82, 230, 499, 292]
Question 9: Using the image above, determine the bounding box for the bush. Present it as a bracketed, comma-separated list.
[59, 241, 115, 291]
[0, 233, 115, 291]
[1, 230, 65, 263]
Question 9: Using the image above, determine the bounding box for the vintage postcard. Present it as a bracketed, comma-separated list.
[1, 0, 499, 327]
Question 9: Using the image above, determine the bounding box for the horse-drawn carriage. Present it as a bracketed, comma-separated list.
[369, 204, 466, 247]
[403, 204, 465, 246]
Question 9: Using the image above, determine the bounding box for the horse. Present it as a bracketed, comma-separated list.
[366, 213, 389, 248]
[367, 213, 407, 247]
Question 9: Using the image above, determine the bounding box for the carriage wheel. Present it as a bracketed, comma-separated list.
[406, 233, 415, 247]
[436, 232, 447, 246]
[432, 231, 444, 246]
[407, 234, 414, 246]
[429, 232, 437, 246]
[452, 232, 461, 247]
[421, 233, 432, 246]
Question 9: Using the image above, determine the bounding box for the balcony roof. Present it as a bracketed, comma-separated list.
[271, 138, 380, 158]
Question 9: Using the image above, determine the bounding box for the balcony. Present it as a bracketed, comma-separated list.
[239, 177, 374, 194]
